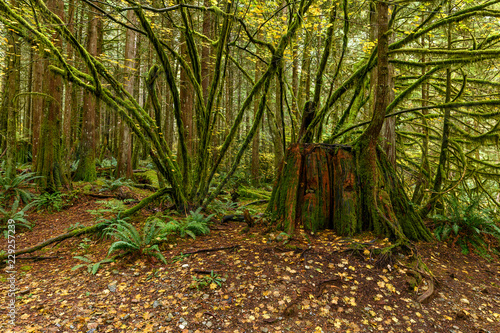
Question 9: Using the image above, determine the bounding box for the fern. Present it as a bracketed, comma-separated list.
[0, 171, 39, 205]
[0, 198, 34, 230]
[105, 216, 167, 264]
[164, 217, 210, 240]
[34, 192, 64, 212]
[432, 195, 500, 258]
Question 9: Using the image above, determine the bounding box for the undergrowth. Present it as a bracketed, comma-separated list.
[432, 196, 500, 258]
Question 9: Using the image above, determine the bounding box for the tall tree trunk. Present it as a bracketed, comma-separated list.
[381, 31, 396, 166]
[31, 55, 43, 172]
[251, 54, 261, 186]
[201, 0, 212, 101]
[62, 0, 75, 170]
[4, 4, 20, 178]
[412, 29, 430, 205]
[179, 35, 194, 168]
[420, 1, 453, 218]
[116, 10, 137, 179]
[74, 5, 102, 181]
[36, 0, 67, 192]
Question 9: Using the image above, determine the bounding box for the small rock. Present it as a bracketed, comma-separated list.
[203, 294, 210, 299]
[121, 314, 130, 320]
[166, 313, 174, 322]
[261, 328, 269, 333]
[112, 269, 120, 275]
[182, 264, 189, 268]
[19, 288, 30, 295]
[108, 281, 117, 292]
[179, 323, 186, 330]
[206, 321, 213, 328]
[153, 300, 161, 308]
[460, 298, 470, 304]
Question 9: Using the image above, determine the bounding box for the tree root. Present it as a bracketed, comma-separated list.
[375, 240, 437, 304]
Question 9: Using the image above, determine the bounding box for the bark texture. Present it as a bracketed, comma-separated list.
[267, 143, 432, 241]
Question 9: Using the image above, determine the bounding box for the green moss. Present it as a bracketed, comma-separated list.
[20, 265, 32, 271]
[239, 186, 271, 200]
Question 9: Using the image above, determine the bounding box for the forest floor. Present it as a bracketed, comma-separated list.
[1, 190, 500, 333]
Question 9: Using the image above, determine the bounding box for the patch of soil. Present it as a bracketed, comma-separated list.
[1, 198, 499, 333]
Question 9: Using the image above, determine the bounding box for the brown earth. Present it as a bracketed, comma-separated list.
[1, 196, 499, 333]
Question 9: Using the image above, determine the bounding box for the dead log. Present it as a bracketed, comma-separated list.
[0, 223, 107, 263]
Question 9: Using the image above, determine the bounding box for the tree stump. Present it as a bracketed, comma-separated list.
[267, 143, 432, 241]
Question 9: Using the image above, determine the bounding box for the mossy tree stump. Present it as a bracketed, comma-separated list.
[267, 143, 432, 241]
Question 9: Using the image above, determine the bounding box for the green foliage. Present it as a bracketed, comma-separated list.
[189, 271, 225, 290]
[133, 173, 152, 185]
[207, 199, 238, 217]
[171, 252, 191, 263]
[71, 256, 114, 275]
[164, 208, 213, 240]
[100, 177, 134, 192]
[96, 157, 117, 169]
[0, 171, 38, 205]
[432, 196, 500, 258]
[87, 199, 126, 217]
[66, 222, 85, 232]
[104, 216, 168, 264]
[34, 192, 64, 212]
[238, 186, 271, 200]
[0, 198, 34, 232]
[78, 238, 92, 253]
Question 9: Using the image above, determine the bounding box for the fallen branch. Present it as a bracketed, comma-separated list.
[85, 193, 115, 198]
[121, 186, 174, 217]
[16, 256, 60, 261]
[193, 269, 215, 274]
[239, 199, 269, 208]
[0, 223, 107, 263]
[184, 245, 240, 255]
[131, 183, 158, 191]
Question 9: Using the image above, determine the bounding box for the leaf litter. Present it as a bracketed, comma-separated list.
[0, 198, 499, 332]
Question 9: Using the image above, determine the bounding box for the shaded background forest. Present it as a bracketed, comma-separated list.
[1, 0, 500, 224]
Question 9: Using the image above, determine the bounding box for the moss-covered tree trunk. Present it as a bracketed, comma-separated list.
[74, 6, 101, 182]
[268, 1, 431, 242]
[36, 0, 67, 193]
[267, 143, 432, 241]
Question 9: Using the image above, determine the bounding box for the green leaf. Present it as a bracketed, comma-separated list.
[71, 264, 86, 271]
[73, 256, 92, 263]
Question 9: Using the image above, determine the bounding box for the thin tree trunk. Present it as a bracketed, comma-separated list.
[116, 10, 137, 179]
[4, 4, 20, 177]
